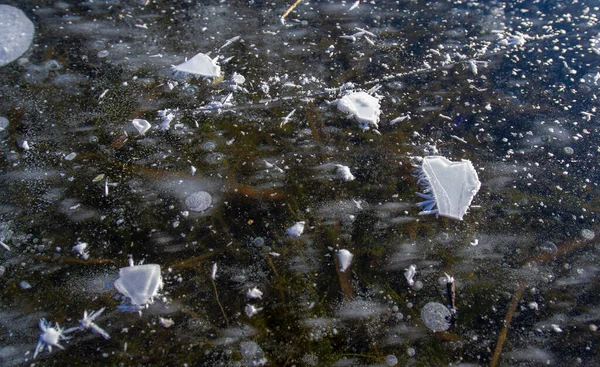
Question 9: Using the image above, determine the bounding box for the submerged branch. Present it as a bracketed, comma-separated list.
[490, 280, 525, 367]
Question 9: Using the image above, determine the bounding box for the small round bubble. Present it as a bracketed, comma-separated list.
[201, 141, 217, 152]
[97, 50, 109, 58]
[386, 355, 398, 366]
[185, 191, 212, 212]
[421, 302, 452, 332]
[563, 146, 574, 155]
[412, 280, 423, 291]
[407, 347, 416, 357]
[581, 229, 595, 240]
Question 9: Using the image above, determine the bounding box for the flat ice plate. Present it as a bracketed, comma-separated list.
[114, 264, 163, 306]
[421, 156, 481, 220]
[173, 52, 221, 78]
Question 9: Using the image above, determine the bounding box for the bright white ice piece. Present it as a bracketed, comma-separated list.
[114, 264, 163, 310]
[159, 317, 175, 328]
[72, 242, 89, 260]
[172, 52, 221, 78]
[34, 318, 72, 358]
[211, 262, 218, 280]
[0, 5, 35, 67]
[337, 249, 354, 272]
[335, 164, 355, 181]
[77, 308, 110, 339]
[132, 119, 151, 135]
[404, 264, 416, 286]
[245, 304, 263, 318]
[349, 0, 360, 11]
[281, 109, 296, 127]
[286, 221, 305, 237]
[0, 240, 10, 251]
[415, 156, 481, 220]
[246, 287, 263, 299]
[185, 191, 212, 212]
[337, 91, 381, 130]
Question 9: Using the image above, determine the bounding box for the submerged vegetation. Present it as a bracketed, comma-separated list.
[1, 0, 600, 366]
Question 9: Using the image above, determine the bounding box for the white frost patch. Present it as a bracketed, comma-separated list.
[337, 249, 354, 272]
[172, 52, 221, 78]
[404, 264, 416, 286]
[336, 91, 381, 130]
[335, 164, 355, 181]
[286, 221, 305, 237]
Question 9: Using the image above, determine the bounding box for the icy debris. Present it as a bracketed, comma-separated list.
[348, 0, 360, 11]
[404, 264, 416, 286]
[72, 242, 89, 260]
[245, 304, 263, 318]
[246, 287, 263, 299]
[19, 281, 31, 289]
[211, 262, 218, 280]
[114, 263, 163, 311]
[219, 35, 241, 50]
[286, 221, 305, 237]
[337, 249, 354, 272]
[21, 140, 30, 151]
[421, 302, 452, 332]
[34, 318, 72, 358]
[76, 308, 110, 339]
[240, 341, 267, 366]
[415, 156, 481, 220]
[0, 5, 35, 67]
[0, 240, 9, 251]
[131, 119, 151, 135]
[64, 152, 77, 161]
[281, 109, 296, 127]
[190, 165, 197, 176]
[336, 91, 381, 130]
[185, 191, 212, 212]
[172, 52, 221, 78]
[159, 317, 174, 328]
[335, 164, 355, 181]
[389, 114, 410, 125]
[158, 109, 176, 130]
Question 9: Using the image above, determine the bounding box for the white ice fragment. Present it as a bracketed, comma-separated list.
[21, 140, 30, 151]
[158, 109, 176, 130]
[0, 240, 10, 251]
[286, 221, 305, 237]
[247, 287, 264, 299]
[185, 191, 212, 212]
[20, 280, 31, 289]
[0, 5, 35, 67]
[404, 265, 416, 286]
[211, 262, 218, 280]
[72, 242, 89, 260]
[335, 164, 355, 182]
[415, 156, 481, 220]
[114, 264, 163, 309]
[337, 91, 381, 130]
[64, 152, 77, 161]
[470, 239, 479, 246]
[390, 115, 410, 125]
[219, 35, 241, 50]
[159, 317, 175, 328]
[231, 72, 245, 85]
[337, 249, 354, 272]
[190, 165, 197, 176]
[33, 318, 71, 358]
[0, 116, 8, 131]
[245, 304, 263, 318]
[348, 0, 360, 11]
[131, 119, 151, 135]
[281, 109, 296, 127]
[77, 308, 110, 339]
[172, 52, 221, 78]
[551, 324, 563, 333]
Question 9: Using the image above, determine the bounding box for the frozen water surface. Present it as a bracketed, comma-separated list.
[1, 0, 600, 365]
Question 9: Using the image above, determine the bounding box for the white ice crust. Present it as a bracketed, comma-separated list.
[337, 91, 381, 130]
[172, 52, 221, 78]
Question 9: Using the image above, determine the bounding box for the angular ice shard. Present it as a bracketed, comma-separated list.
[286, 221, 305, 237]
[172, 52, 221, 78]
[335, 164, 355, 181]
[337, 91, 381, 130]
[114, 264, 163, 309]
[131, 119, 151, 135]
[337, 249, 354, 272]
[0, 5, 35, 67]
[415, 156, 481, 220]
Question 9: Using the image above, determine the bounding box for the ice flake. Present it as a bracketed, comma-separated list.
[336, 91, 381, 130]
[211, 262, 218, 280]
[34, 318, 73, 358]
[280, 109, 296, 127]
[337, 249, 354, 272]
[404, 265, 416, 286]
[172, 52, 221, 78]
[335, 164, 355, 181]
[77, 308, 110, 339]
[72, 242, 89, 260]
[246, 287, 264, 299]
[245, 304, 263, 318]
[415, 156, 481, 220]
[286, 221, 305, 237]
[114, 263, 163, 311]
[131, 119, 151, 135]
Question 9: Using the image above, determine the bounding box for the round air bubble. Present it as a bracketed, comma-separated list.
[0, 116, 9, 131]
[201, 141, 217, 151]
[421, 302, 452, 332]
[185, 191, 212, 212]
[581, 229, 595, 240]
[563, 146, 574, 155]
[386, 355, 398, 366]
[407, 347, 416, 357]
[0, 5, 35, 67]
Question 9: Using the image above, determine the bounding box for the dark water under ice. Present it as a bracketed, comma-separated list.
[1, 0, 600, 366]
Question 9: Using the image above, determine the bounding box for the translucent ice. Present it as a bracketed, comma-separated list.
[337, 249, 354, 272]
[185, 191, 212, 212]
[286, 221, 305, 237]
[415, 156, 481, 220]
[172, 52, 221, 78]
[131, 119, 151, 135]
[337, 91, 381, 130]
[421, 302, 451, 332]
[114, 264, 163, 308]
[0, 5, 35, 67]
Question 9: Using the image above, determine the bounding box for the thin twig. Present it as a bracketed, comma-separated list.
[281, 0, 302, 24]
[210, 277, 229, 327]
[490, 280, 525, 367]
